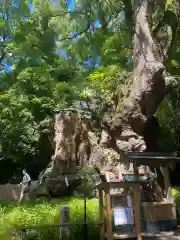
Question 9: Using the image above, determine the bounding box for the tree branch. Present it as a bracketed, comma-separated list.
[58, 23, 91, 42]
[122, 0, 133, 41]
[153, 10, 178, 63]
[51, 9, 85, 18]
[0, 48, 6, 66]
[0, 6, 10, 68]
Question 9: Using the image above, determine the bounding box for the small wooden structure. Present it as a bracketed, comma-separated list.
[124, 152, 180, 232]
[97, 182, 142, 240]
[124, 152, 180, 203]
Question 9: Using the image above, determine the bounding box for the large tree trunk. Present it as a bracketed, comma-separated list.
[112, 0, 175, 153]
[41, 110, 93, 178]
[109, 0, 177, 201]
[38, 110, 125, 197]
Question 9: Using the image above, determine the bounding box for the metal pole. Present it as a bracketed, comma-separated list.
[84, 175, 88, 240]
[22, 229, 26, 239]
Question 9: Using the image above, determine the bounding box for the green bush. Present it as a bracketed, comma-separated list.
[0, 198, 100, 240]
[172, 187, 180, 219]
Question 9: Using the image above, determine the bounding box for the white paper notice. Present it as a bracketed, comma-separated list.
[114, 208, 127, 225]
[114, 208, 134, 226]
[127, 208, 134, 225]
[127, 195, 132, 207]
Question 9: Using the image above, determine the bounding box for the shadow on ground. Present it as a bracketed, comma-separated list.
[143, 227, 180, 239]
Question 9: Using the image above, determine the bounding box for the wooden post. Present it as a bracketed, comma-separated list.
[59, 204, 70, 240]
[133, 160, 139, 181]
[132, 186, 142, 240]
[105, 186, 113, 240]
[99, 188, 104, 240]
[162, 166, 173, 203]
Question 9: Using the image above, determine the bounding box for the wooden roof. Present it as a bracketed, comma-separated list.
[123, 152, 180, 167]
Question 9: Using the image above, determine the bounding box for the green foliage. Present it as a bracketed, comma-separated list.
[172, 187, 180, 219]
[88, 65, 128, 95]
[0, 1, 83, 170]
[0, 62, 79, 163]
[157, 81, 180, 153]
[78, 64, 130, 128]
[0, 199, 99, 240]
[75, 166, 100, 197]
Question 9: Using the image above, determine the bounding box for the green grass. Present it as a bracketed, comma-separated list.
[0, 198, 100, 240]
[2, 187, 180, 240]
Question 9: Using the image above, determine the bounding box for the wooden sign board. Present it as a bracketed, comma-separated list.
[123, 174, 145, 182]
[59, 204, 70, 239]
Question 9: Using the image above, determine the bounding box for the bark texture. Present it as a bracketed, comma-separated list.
[45, 110, 121, 177]
[38, 110, 149, 197]
[51, 110, 91, 176]
[112, 0, 175, 152]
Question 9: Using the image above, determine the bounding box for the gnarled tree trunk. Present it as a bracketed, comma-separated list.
[112, 0, 175, 152]
[109, 0, 177, 200]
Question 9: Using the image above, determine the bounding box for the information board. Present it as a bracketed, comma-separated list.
[114, 207, 134, 226]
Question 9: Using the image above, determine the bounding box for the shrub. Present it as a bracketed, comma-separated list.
[0, 198, 99, 240]
[172, 187, 180, 219]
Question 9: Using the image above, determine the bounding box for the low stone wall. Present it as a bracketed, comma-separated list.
[0, 184, 20, 201]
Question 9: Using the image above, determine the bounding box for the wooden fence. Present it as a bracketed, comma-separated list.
[0, 184, 20, 201]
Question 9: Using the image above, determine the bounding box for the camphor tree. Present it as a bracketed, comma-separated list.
[1, 0, 180, 197]
[30, 0, 180, 199]
[33, 0, 180, 176]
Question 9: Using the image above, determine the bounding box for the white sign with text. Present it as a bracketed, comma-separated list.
[114, 207, 134, 226]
